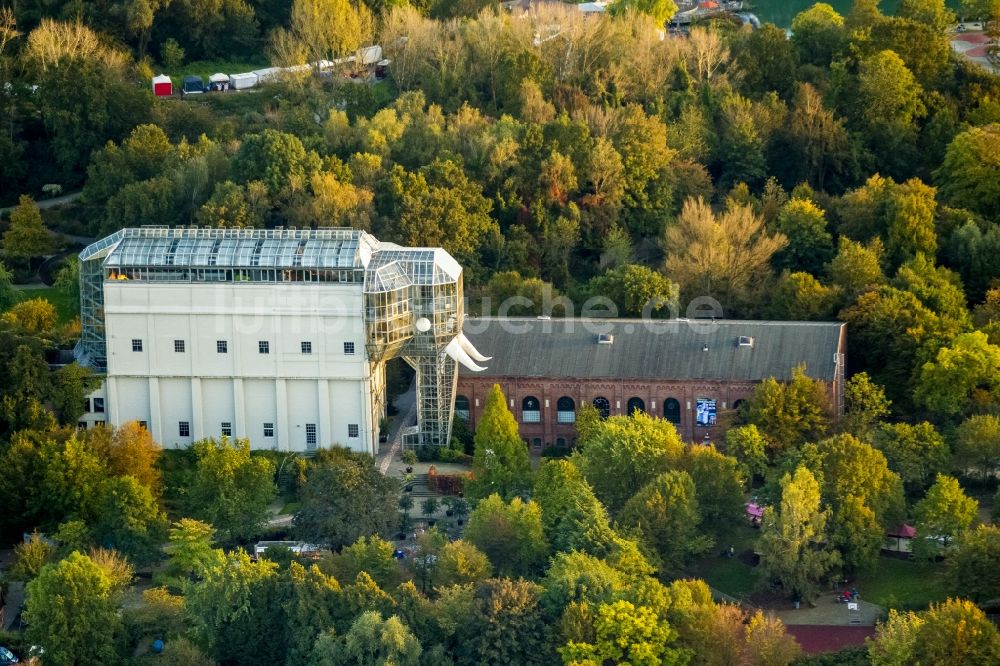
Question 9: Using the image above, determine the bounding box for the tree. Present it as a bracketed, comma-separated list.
[947, 525, 1000, 603]
[725, 425, 769, 482]
[856, 50, 925, 130]
[51, 362, 99, 426]
[431, 540, 492, 588]
[3, 196, 51, 264]
[869, 600, 1000, 665]
[10, 532, 56, 581]
[330, 536, 400, 591]
[791, 3, 846, 66]
[532, 459, 619, 556]
[586, 264, 677, 317]
[898, 0, 955, 31]
[681, 445, 746, 532]
[0, 259, 15, 312]
[874, 422, 949, 496]
[464, 494, 548, 577]
[829, 493, 884, 573]
[83, 421, 162, 493]
[664, 197, 787, 312]
[914, 331, 1000, 418]
[185, 549, 286, 664]
[811, 433, 906, 529]
[912, 474, 978, 558]
[188, 437, 276, 542]
[757, 466, 840, 602]
[232, 129, 321, 198]
[1, 298, 57, 335]
[826, 237, 886, 303]
[571, 411, 685, 513]
[952, 414, 1000, 482]
[842, 372, 891, 441]
[24, 551, 123, 666]
[772, 198, 834, 275]
[607, 0, 678, 24]
[467, 384, 531, 501]
[93, 475, 167, 565]
[745, 366, 832, 455]
[455, 578, 553, 666]
[163, 518, 221, 584]
[294, 447, 400, 550]
[284, 562, 342, 665]
[621, 470, 713, 570]
[278, 0, 373, 65]
[743, 610, 802, 666]
[195, 181, 262, 228]
[560, 600, 688, 666]
[311, 611, 422, 666]
[935, 124, 1000, 221]
[774, 83, 852, 191]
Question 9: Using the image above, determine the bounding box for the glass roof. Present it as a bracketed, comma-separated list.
[103, 227, 376, 270]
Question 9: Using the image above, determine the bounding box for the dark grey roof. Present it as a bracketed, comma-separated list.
[461, 318, 845, 382]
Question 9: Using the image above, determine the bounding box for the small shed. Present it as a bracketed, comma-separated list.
[152, 74, 172, 97]
[884, 524, 916, 553]
[229, 72, 257, 90]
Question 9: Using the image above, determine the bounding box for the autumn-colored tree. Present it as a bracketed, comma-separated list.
[3, 196, 52, 265]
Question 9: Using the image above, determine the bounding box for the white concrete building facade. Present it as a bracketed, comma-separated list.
[76, 227, 489, 454]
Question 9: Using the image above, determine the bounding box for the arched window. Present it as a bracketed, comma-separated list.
[532, 437, 542, 448]
[557, 396, 576, 423]
[556, 437, 566, 447]
[663, 398, 681, 424]
[627, 397, 645, 415]
[522, 396, 541, 423]
[593, 396, 611, 419]
[455, 395, 470, 421]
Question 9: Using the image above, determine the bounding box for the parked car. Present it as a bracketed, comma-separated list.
[0, 646, 19, 664]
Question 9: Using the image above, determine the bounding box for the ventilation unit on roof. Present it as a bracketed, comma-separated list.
[738, 336, 755, 348]
[597, 333, 614, 345]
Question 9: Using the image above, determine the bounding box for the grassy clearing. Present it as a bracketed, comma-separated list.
[167, 59, 269, 82]
[14, 286, 78, 325]
[854, 557, 950, 611]
[686, 523, 761, 599]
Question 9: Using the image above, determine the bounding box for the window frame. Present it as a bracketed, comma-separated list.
[174, 339, 186, 353]
[131, 339, 143, 352]
[217, 340, 228, 354]
[179, 421, 190, 437]
[348, 423, 359, 438]
[258, 340, 270, 354]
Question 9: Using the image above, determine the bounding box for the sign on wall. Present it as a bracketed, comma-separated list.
[695, 398, 717, 426]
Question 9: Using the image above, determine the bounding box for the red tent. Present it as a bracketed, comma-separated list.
[152, 74, 172, 97]
[700, 1, 720, 8]
[888, 524, 916, 538]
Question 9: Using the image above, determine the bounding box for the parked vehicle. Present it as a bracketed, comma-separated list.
[0, 646, 19, 664]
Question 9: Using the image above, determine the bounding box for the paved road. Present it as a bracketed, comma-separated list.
[1, 190, 82, 215]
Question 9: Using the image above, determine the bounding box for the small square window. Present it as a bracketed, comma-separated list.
[301, 341, 312, 355]
[174, 339, 185, 353]
[221, 422, 232, 437]
[179, 421, 190, 437]
[344, 341, 355, 355]
[92, 398, 105, 413]
[83, 398, 91, 413]
[306, 423, 317, 446]
[348, 423, 359, 438]
[217, 340, 228, 354]
[139, 420, 148, 430]
[132, 339, 143, 352]
[77, 421, 87, 430]
[263, 422, 274, 437]
[94, 420, 105, 427]
[259, 341, 270, 354]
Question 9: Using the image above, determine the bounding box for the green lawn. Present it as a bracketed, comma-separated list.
[855, 556, 950, 611]
[14, 286, 78, 325]
[686, 523, 762, 599]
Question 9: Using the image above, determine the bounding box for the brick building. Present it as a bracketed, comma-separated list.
[457, 317, 846, 449]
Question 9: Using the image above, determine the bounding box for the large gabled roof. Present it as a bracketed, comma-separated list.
[461, 318, 845, 382]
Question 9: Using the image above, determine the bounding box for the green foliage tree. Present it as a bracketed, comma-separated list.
[952, 414, 1000, 482]
[914, 331, 1000, 418]
[869, 599, 1000, 665]
[283, 561, 342, 664]
[757, 466, 840, 601]
[947, 525, 1000, 603]
[188, 437, 276, 542]
[163, 518, 222, 584]
[464, 493, 548, 577]
[560, 600, 688, 666]
[586, 263, 676, 317]
[773, 198, 834, 275]
[874, 422, 949, 496]
[51, 363, 100, 426]
[93, 475, 167, 565]
[331, 536, 400, 591]
[607, 0, 678, 24]
[468, 384, 531, 501]
[680, 445, 745, 532]
[912, 474, 978, 558]
[431, 540, 492, 588]
[725, 424, 769, 482]
[767, 270, 841, 321]
[294, 447, 400, 549]
[790, 3, 846, 66]
[311, 611, 422, 666]
[10, 532, 56, 581]
[934, 124, 1000, 221]
[3, 196, 51, 264]
[745, 366, 831, 455]
[0, 259, 15, 312]
[455, 578, 553, 665]
[24, 551, 124, 666]
[532, 458, 620, 556]
[571, 411, 685, 513]
[842, 372, 891, 441]
[232, 129, 322, 197]
[621, 470, 713, 570]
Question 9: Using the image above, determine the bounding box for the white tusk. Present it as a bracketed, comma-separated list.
[457, 332, 491, 362]
[445, 337, 487, 372]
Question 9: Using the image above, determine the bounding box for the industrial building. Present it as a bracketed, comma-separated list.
[75, 227, 489, 454]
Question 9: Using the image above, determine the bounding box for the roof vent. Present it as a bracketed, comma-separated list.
[597, 333, 614, 345]
[702, 343, 709, 352]
[738, 336, 754, 348]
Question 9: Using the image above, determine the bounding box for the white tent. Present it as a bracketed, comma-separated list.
[209, 73, 230, 83]
[229, 72, 257, 89]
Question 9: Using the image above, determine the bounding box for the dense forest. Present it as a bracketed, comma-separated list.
[2, 0, 1000, 664]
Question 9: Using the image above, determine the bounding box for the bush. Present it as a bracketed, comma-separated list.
[541, 445, 570, 458]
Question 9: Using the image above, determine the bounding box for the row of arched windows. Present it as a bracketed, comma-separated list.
[454, 395, 685, 424]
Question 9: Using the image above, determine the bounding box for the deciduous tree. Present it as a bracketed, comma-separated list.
[912, 474, 978, 558]
[464, 494, 547, 577]
[468, 384, 531, 501]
